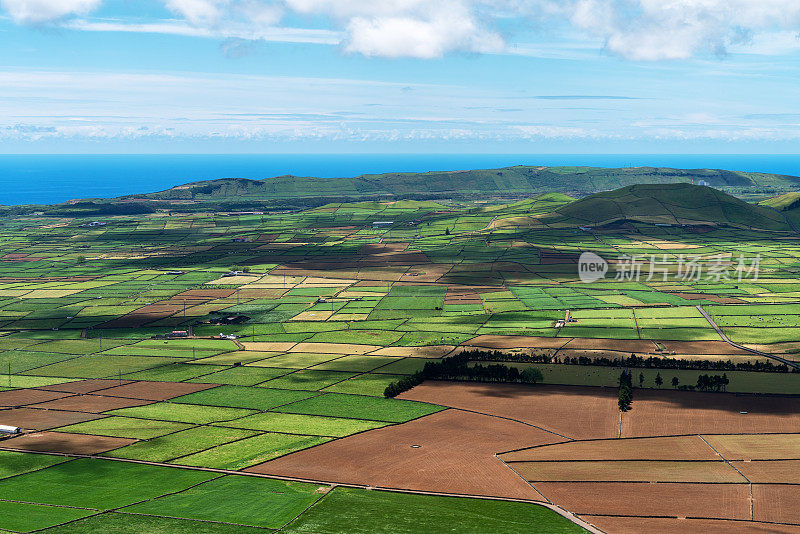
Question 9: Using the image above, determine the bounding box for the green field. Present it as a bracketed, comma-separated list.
[6, 179, 800, 532]
[0, 455, 582, 533]
[281, 487, 585, 534]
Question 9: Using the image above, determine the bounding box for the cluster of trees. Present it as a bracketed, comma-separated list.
[678, 374, 730, 392]
[384, 352, 544, 398]
[384, 372, 425, 398]
[618, 370, 633, 412]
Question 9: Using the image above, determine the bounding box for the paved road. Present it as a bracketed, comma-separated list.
[696, 305, 800, 370]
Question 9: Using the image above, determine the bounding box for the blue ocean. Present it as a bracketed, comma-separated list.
[2, 154, 799, 206]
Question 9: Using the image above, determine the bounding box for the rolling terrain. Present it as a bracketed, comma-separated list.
[545, 183, 790, 230]
[3, 178, 800, 532]
[130, 165, 800, 202]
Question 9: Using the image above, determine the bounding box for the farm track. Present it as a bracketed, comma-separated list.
[696, 305, 800, 371]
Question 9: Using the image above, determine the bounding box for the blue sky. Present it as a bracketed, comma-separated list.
[1, 0, 799, 153]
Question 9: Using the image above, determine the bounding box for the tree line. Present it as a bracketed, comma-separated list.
[464, 349, 794, 374]
[384, 351, 543, 398]
[384, 349, 775, 400]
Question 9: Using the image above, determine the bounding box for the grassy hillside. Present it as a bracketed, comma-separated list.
[760, 192, 800, 211]
[544, 183, 790, 231]
[126, 166, 800, 202]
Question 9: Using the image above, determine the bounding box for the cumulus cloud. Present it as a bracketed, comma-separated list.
[165, 0, 282, 30]
[165, 0, 225, 26]
[564, 0, 800, 60]
[3, 0, 800, 60]
[285, 0, 800, 60]
[343, 11, 503, 58]
[286, 0, 504, 57]
[0, 0, 101, 24]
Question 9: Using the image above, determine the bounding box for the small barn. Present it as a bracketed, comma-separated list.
[0, 425, 21, 436]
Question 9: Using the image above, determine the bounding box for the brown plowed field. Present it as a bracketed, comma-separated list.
[734, 460, 800, 483]
[583, 516, 800, 534]
[370, 346, 454, 358]
[560, 338, 658, 353]
[703, 434, 800, 460]
[501, 435, 717, 462]
[621, 390, 800, 437]
[399, 382, 620, 439]
[0, 389, 71, 407]
[1, 431, 135, 454]
[175, 288, 235, 299]
[246, 408, 561, 499]
[753, 484, 800, 524]
[100, 303, 184, 328]
[0, 407, 103, 430]
[464, 335, 569, 349]
[395, 381, 800, 528]
[658, 340, 751, 355]
[669, 292, 746, 304]
[30, 394, 153, 413]
[289, 342, 379, 355]
[512, 460, 744, 483]
[38, 379, 135, 394]
[95, 381, 219, 401]
[534, 482, 750, 519]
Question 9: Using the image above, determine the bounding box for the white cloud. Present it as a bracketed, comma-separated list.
[165, 0, 282, 30]
[343, 12, 503, 58]
[0, 0, 101, 24]
[564, 0, 800, 61]
[3, 0, 800, 60]
[65, 19, 342, 44]
[282, 0, 506, 58]
[165, 0, 225, 26]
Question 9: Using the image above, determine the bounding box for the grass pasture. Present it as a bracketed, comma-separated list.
[171, 385, 318, 411]
[275, 392, 444, 422]
[107, 426, 259, 463]
[281, 486, 585, 534]
[176, 432, 333, 469]
[123, 475, 324, 529]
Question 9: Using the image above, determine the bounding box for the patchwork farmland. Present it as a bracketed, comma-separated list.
[2, 184, 800, 532]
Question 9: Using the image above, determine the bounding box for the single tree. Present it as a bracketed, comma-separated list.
[618, 386, 633, 412]
[445, 228, 451, 236]
[618, 369, 632, 388]
[639, 372, 645, 388]
[521, 368, 544, 384]
[672, 376, 679, 389]
[655, 372, 663, 388]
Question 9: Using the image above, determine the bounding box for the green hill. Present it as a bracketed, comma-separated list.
[760, 192, 800, 211]
[125, 166, 800, 202]
[484, 193, 576, 214]
[544, 183, 790, 231]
